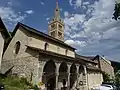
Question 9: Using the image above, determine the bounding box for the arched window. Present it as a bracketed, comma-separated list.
[44, 43, 49, 50]
[65, 49, 68, 55]
[14, 41, 20, 54]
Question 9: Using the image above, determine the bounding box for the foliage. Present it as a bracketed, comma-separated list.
[113, 2, 120, 20]
[114, 70, 120, 85]
[102, 72, 111, 82]
[0, 75, 33, 90]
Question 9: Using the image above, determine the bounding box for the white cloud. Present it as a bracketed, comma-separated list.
[60, 8, 63, 11]
[0, 6, 26, 31]
[64, 12, 85, 36]
[65, 0, 120, 61]
[8, 1, 12, 6]
[65, 0, 116, 42]
[64, 11, 69, 17]
[69, 0, 82, 8]
[0, 7, 26, 22]
[46, 17, 50, 21]
[65, 39, 86, 47]
[25, 10, 34, 14]
[83, 2, 89, 5]
[40, 1, 44, 5]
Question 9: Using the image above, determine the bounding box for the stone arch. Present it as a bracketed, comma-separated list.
[70, 63, 77, 88]
[59, 62, 68, 73]
[43, 60, 56, 73]
[78, 65, 86, 87]
[58, 62, 68, 88]
[42, 60, 56, 90]
[79, 65, 85, 75]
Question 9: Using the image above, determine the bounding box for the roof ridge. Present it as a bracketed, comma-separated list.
[0, 17, 11, 38]
[18, 22, 76, 50]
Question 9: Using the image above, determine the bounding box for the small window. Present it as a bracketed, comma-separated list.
[51, 24, 56, 29]
[51, 31, 55, 37]
[65, 49, 68, 55]
[14, 41, 20, 54]
[44, 43, 49, 50]
[59, 25, 62, 30]
[58, 32, 62, 38]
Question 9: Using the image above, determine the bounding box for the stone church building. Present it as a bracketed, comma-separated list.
[1, 1, 104, 90]
[0, 17, 10, 70]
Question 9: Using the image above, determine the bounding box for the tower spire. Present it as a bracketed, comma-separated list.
[56, 0, 59, 9]
[55, 0, 60, 20]
[48, 0, 64, 41]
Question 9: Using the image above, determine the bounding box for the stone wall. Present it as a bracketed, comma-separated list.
[99, 57, 114, 78]
[28, 34, 75, 58]
[87, 71, 103, 90]
[2, 54, 39, 83]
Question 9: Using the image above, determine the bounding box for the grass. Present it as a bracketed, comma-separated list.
[0, 76, 33, 90]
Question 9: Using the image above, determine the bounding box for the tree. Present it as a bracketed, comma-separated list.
[114, 70, 120, 85]
[102, 72, 111, 82]
[113, 1, 120, 20]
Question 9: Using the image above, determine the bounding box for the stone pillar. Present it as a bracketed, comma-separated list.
[37, 61, 45, 83]
[55, 73, 59, 90]
[55, 63, 60, 90]
[67, 65, 70, 90]
[76, 65, 80, 89]
[83, 65, 88, 90]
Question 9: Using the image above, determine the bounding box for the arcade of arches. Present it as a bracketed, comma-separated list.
[42, 60, 87, 90]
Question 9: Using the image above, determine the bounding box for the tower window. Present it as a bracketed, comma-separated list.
[14, 41, 21, 54]
[59, 25, 62, 31]
[51, 31, 55, 37]
[65, 49, 68, 55]
[58, 32, 62, 38]
[51, 24, 55, 29]
[44, 43, 49, 50]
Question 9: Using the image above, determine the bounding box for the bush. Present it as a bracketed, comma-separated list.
[0, 75, 33, 90]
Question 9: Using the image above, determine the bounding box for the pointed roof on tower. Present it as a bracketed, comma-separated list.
[54, 0, 60, 20]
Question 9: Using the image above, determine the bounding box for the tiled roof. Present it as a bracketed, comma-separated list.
[75, 54, 98, 64]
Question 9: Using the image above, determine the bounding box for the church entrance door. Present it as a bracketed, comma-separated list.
[47, 78, 55, 90]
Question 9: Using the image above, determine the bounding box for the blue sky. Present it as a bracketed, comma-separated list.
[0, 0, 120, 62]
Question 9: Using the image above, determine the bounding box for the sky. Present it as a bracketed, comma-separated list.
[0, 0, 120, 62]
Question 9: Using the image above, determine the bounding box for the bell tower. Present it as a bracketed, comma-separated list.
[48, 0, 64, 41]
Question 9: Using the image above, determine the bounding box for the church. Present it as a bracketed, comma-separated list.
[0, 17, 10, 70]
[0, 1, 105, 90]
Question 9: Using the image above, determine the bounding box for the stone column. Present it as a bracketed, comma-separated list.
[38, 61, 45, 83]
[55, 73, 59, 90]
[83, 65, 88, 90]
[76, 65, 80, 89]
[55, 63, 60, 90]
[67, 65, 71, 90]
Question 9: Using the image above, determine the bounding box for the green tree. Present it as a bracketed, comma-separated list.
[114, 70, 120, 85]
[102, 72, 111, 82]
[113, 1, 120, 20]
